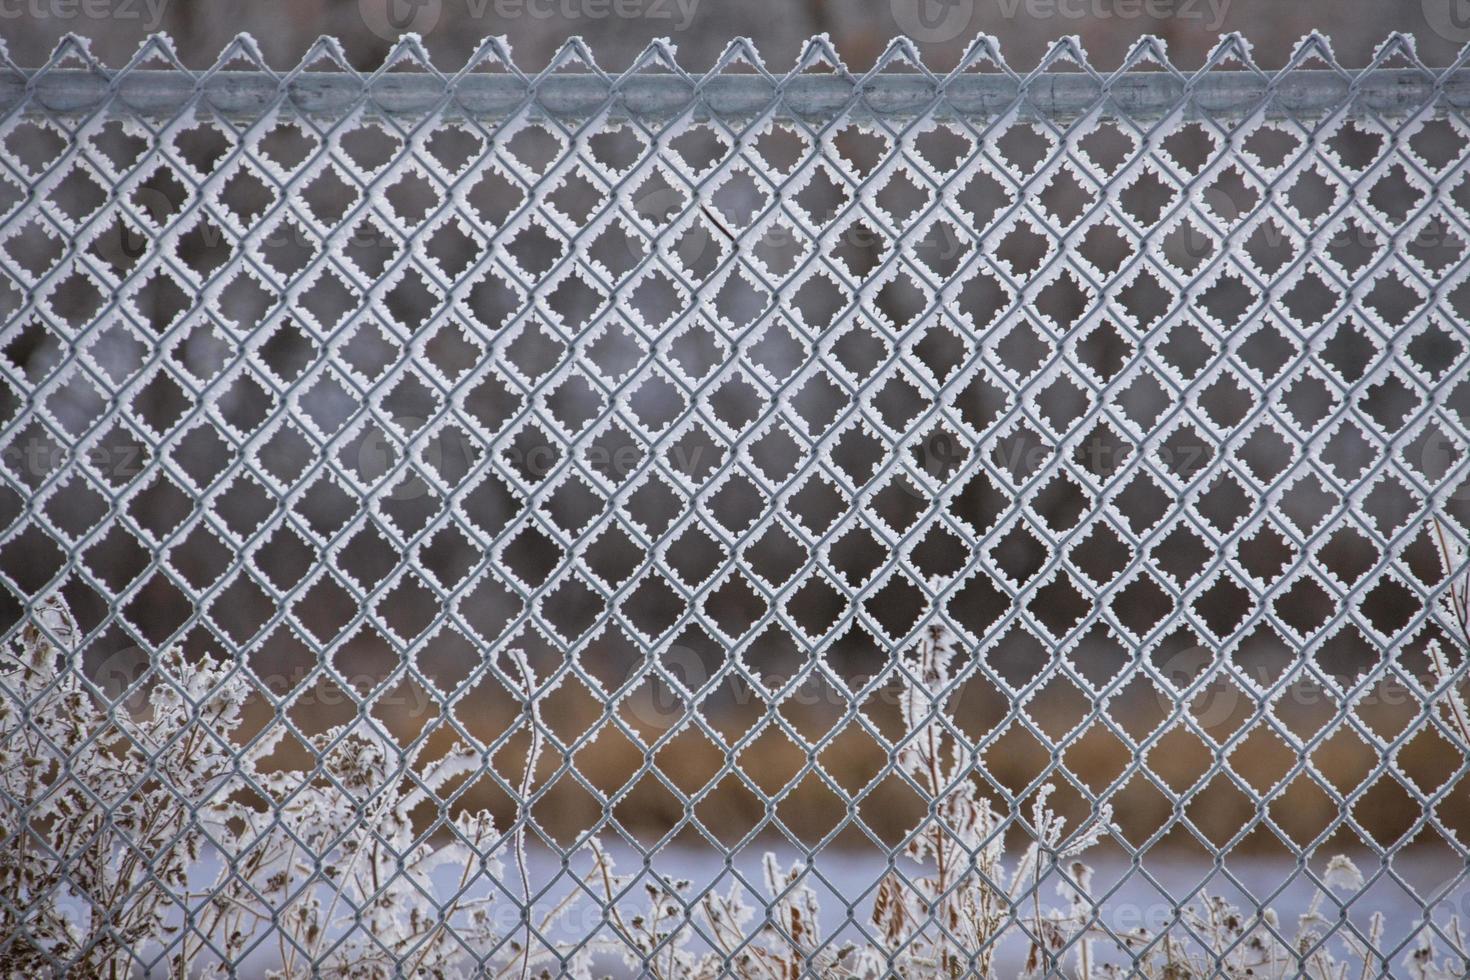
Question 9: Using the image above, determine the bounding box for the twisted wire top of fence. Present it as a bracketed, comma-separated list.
[5, 31, 1470, 122]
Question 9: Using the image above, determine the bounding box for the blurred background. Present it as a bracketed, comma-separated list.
[0, 0, 1467, 73]
[2, 0, 1470, 863]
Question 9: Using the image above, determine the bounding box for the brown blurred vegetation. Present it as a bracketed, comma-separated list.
[231, 625, 1470, 855]
[0, 0, 1462, 73]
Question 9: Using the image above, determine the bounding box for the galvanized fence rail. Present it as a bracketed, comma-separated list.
[3, 30, 1470, 978]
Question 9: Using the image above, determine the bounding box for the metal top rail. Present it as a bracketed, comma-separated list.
[5, 66, 1470, 122]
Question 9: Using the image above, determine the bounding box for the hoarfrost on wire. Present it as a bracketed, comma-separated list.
[4, 594, 1469, 977]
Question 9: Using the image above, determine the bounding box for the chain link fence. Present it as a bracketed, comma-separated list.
[3, 29, 1470, 977]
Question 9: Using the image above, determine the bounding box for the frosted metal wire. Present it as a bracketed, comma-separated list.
[2, 28, 1470, 978]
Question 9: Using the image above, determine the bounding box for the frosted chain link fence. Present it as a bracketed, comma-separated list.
[3, 27, 1470, 978]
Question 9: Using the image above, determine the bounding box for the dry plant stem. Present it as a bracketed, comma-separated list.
[1428, 641, 1470, 746]
[917, 629, 952, 975]
[1430, 517, 1470, 746]
[300, 742, 418, 970]
[509, 648, 543, 980]
[405, 809, 493, 977]
[1433, 517, 1470, 635]
[589, 843, 649, 974]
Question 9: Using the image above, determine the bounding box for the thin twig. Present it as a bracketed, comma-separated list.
[508, 649, 543, 980]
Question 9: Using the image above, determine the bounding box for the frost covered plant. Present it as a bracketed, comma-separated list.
[1106, 855, 1468, 979]
[4, 596, 1468, 978]
[594, 622, 1470, 979]
[211, 729, 504, 979]
[0, 595, 537, 979]
[0, 595, 250, 977]
[591, 623, 1119, 979]
[1431, 517, 1470, 749]
[586, 850, 852, 980]
[1111, 860, 1370, 979]
[873, 624, 1115, 979]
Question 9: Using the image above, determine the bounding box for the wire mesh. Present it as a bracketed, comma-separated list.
[2, 29, 1470, 978]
